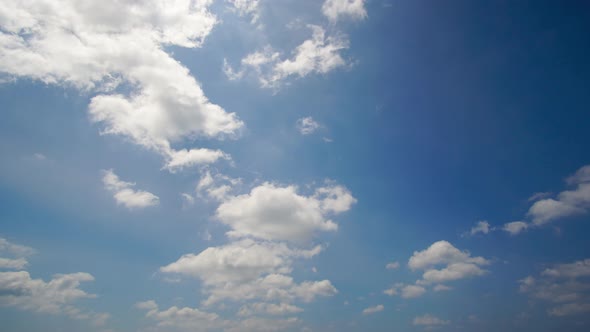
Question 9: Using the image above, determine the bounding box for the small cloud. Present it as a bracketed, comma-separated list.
[502, 221, 529, 236]
[297, 117, 321, 135]
[433, 284, 451, 292]
[463, 220, 493, 237]
[33, 153, 47, 160]
[386, 261, 399, 270]
[413, 314, 450, 327]
[102, 169, 159, 209]
[362, 304, 384, 315]
[528, 192, 552, 202]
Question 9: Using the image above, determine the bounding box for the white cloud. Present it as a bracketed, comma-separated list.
[433, 284, 451, 292]
[386, 261, 400, 270]
[102, 169, 159, 209]
[163, 149, 230, 173]
[465, 220, 492, 236]
[0, 237, 35, 270]
[0, 271, 106, 323]
[238, 302, 303, 316]
[402, 284, 426, 299]
[322, 0, 367, 22]
[216, 182, 354, 242]
[227, 0, 261, 23]
[296, 117, 321, 135]
[520, 258, 590, 317]
[160, 239, 335, 306]
[502, 221, 529, 235]
[526, 165, 590, 226]
[383, 283, 426, 299]
[402, 241, 490, 294]
[196, 170, 242, 202]
[362, 304, 384, 315]
[408, 240, 489, 271]
[136, 300, 226, 331]
[225, 25, 349, 88]
[413, 314, 450, 327]
[0, 0, 243, 170]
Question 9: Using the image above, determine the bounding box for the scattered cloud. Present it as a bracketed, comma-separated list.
[463, 220, 493, 237]
[102, 169, 159, 209]
[296, 117, 321, 135]
[386, 261, 400, 270]
[224, 25, 349, 89]
[505, 165, 590, 234]
[322, 0, 367, 22]
[519, 258, 590, 316]
[413, 314, 450, 328]
[502, 221, 529, 235]
[227, 0, 261, 23]
[383, 283, 426, 299]
[362, 304, 384, 315]
[0, 239, 107, 326]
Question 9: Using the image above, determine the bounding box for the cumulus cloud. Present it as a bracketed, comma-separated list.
[526, 165, 590, 227]
[102, 169, 159, 209]
[408, 241, 489, 271]
[224, 25, 349, 88]
[0, 239, 107, 326]
[322, 0, 367, 22]
[519, 258, 590, 317]
[413, 314, 450, 327]
[160, 239, 335, 306]
[362, 304, 384, 315]
[0, 0, 243, 171]
[502, 221, 529, 235]
[238, 302, 303, 317]
[296, 117, 321, 135]
[0, 238, 35, 270]
[383, 283, 426, 299]
[136, 300, 226, 331]
[216, 182, 355, 242]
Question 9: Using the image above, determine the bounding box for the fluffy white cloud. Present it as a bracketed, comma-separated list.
[216, 182, 354, 242]
[163, 149, 230, 173]
[520, 258, 590, 317]
[502, 221, 529, 235]
[362, 304, 384, 315]
[0, 271, 107, 323]
[160, 239, 335, 306]
[225, 25, 349, 88]
[196, 170, 242, 202]
[526, 165, 590, 225]
[322, 0, 367, 23]
[102, 169, 159, 209]
[136, 300, 226, 331]
[296, 117, 321, 135]
[0, 258, 28, 270]
[413, 314, 450, 327]
[383, 283, 426, 299]
[420, 262, 487, 285]
[408, 241, 489, 271]
[0, 0, 243, 170]
[401, 284, 426, 299]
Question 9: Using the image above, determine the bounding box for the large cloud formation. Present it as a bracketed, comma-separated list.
[0, 0, 243, 170]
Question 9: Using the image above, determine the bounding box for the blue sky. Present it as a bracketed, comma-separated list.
[1, 0, 590, 331]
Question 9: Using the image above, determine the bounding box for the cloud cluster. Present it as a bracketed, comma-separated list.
[224, 25, 349, 88]
[0, 238, 107, 326]
[322, 0, 367, 22]
[102, 169, 159, 209]
[160, 180, 354, 328]
[0, 0, 243, 171]
[519, 258, 590, 317]
[384, 241, 489, 299]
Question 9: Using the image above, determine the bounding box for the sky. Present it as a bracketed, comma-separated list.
[1, 0, 590, 331]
